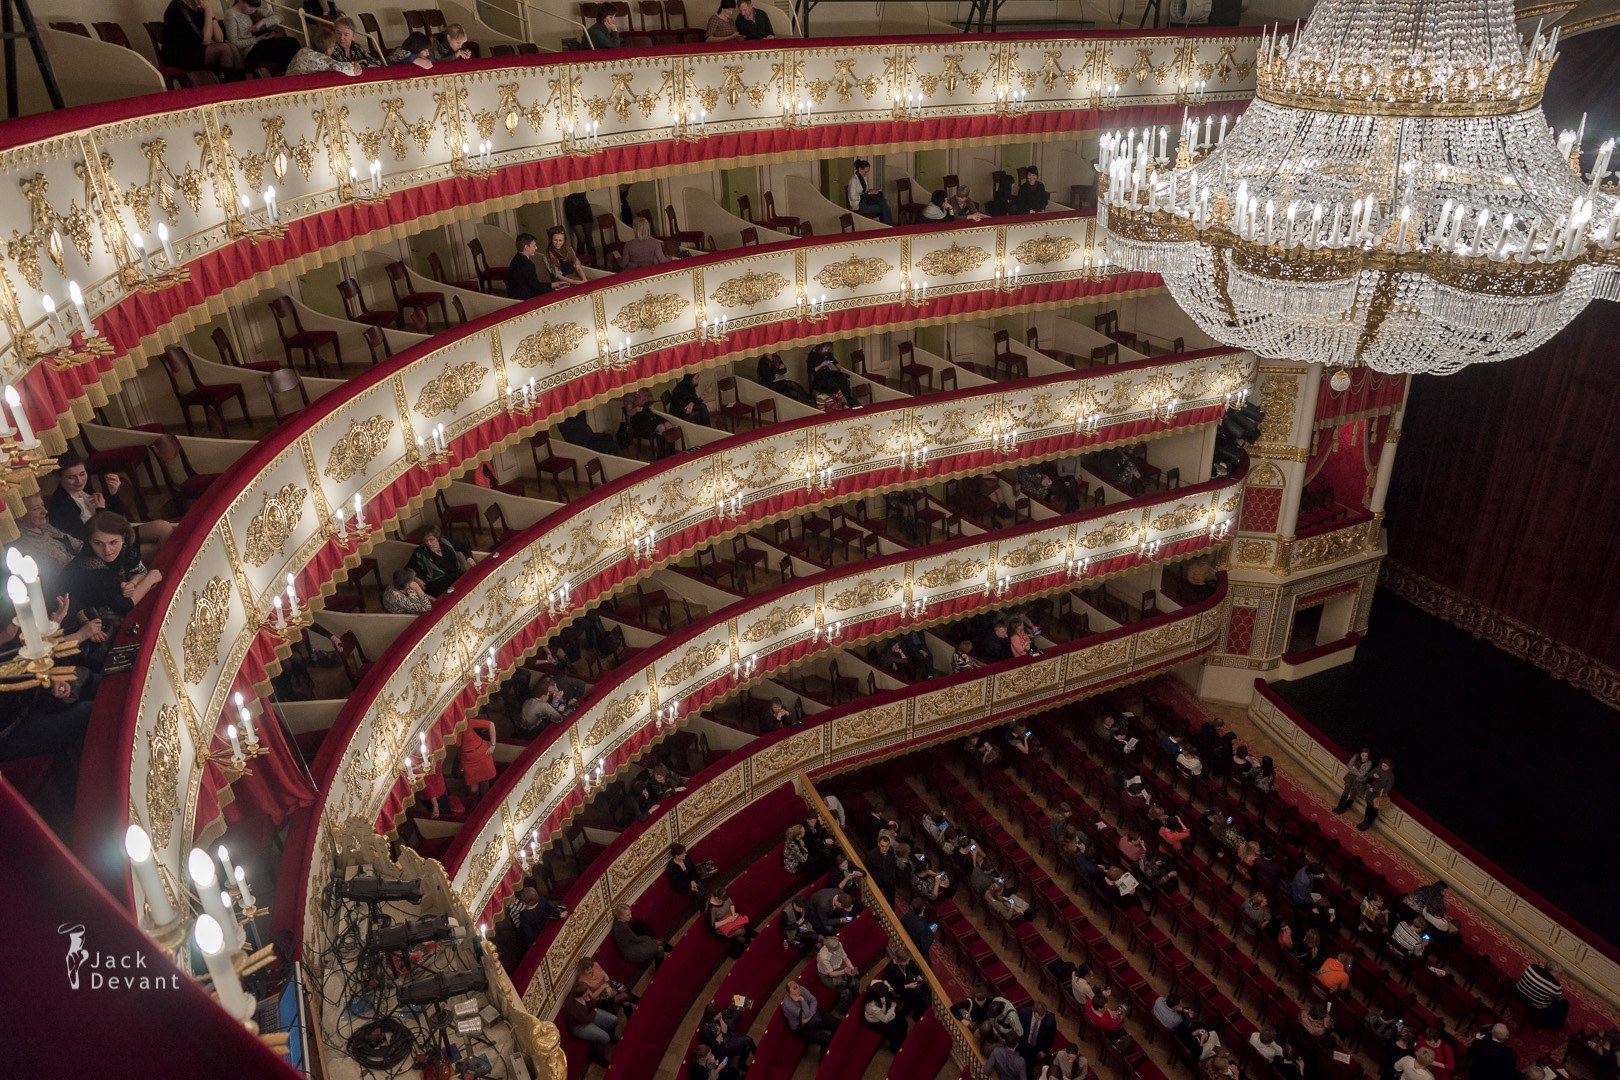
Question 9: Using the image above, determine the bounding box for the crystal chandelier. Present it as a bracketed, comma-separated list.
[1097, 0, 1620, 376]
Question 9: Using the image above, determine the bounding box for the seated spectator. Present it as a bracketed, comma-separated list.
[549, 418, 613, 464]
[984, 874, 1032, 922]
[984, 1032, 1026, 1079]
[847, 158, 894, 225]
[14, 494, 80, 586]
[1515, 959, 1566, 1028]
[1359, 891, 1391, 934]
[60, 512, 162, 625]
[1047, 1044, 1089, 1080]
[735, 0, 774, 37]
[1239, 892, 1271, 934]
[817, 932, 860, 1007]
[1421, 897, 1458, 937]
[429, 23, 472, 59]
[757, 352, 810, 402]
[705, 0, 742, 41]
[707, 885, 754, 955]
[1005, 722, 1034, 756]
[802, 810, 837, 865]
[781, 895, 820, 951]
[1236, 839, 1261, 867]
[544, 227, 588, 285]
[667, 373, 712, 426]
[1016, 166, 1050, 213]
[964, 733, 1002, 767]
[387, 31, 434, 68]
[1202, 1052, 1238, 1080]
[1085, 996, 1128, 1033]
[510, 885, 566, 948]
[1158, 812, 1191, 852]
[948, 185, 981, 218]
[688, 1044, 737, 1080]
[780, 980, 838, 1048]
[0, 660, 96, 811]
[1290, 862, 1323, 906]
[1315, 951, 1353, 994]
[286, 25, 360, 75]
[783, 823, 811, 873]
[986, 174, 1016, 216]
[666, 842, 703, 895]
[911, 854, 947, 900]
[1136, 845, 1180, 891]
[163, 0, 244, 79]
[332, 17, 376, 66]
[1103, 865, 1141, 909]
[1249, 754, 1276, 792]
[827, 853, 866, 897]
[808, 344, 860, 408]
[1010, 621, 1039, 658]
[382, 567, 433, 614]
[622, 388, 683, 457]
[1298, 1001, 1333, 1040]
[699, 1002, 755, 1066]
[1394, 1047, 1437, 1080]
[577, 955, 636, 1015]
[1417, 1026, 1455, 1076]
[563, 980, 618, 1064]
[611, 901, 668, 966]
[952, 640, 981, 673]
[507, 232, 566, 300]
[1250, 1027, 1285, 1062]
[408, 526, 469, 596]
[225, 0, 300, 73]
[587, 3, 622, 47]
[620, 217, 671, 270]
[1391, 914, 1430, 957]
[763, 698, 797, 730]
[805, 885, 853, 935]
[50, 455, 173, 561]
[1153, 993, 1193, 1035]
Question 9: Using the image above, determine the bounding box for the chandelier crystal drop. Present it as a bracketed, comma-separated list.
[1097, 0, 1620, 375]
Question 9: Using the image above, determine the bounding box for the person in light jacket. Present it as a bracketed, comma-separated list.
[1332, 747, 1375, 814]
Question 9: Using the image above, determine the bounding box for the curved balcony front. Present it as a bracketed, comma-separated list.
[0, 31, 1257, 497]
[86, 211, 1205, 913]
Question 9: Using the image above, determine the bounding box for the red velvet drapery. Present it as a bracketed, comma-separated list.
[1384, 301, 1620, 671]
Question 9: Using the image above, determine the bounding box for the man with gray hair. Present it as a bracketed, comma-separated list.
[1514, 959, 1567, 1028]
[1467, 1024, 1517, 1080]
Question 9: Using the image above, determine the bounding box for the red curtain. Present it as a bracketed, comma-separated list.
[1383, 301, 1620, 669]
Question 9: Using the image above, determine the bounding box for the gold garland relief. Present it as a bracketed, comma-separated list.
[324, 415, 395, 483]
[181, 577, 233, 685]
[242, 483, 309, 567]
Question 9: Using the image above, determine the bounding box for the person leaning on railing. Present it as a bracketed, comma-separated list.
[224, 0, 301, 75]
[163, 0, 245, 79]
[286, 26, 361, 76]
[387, 31, 434, 69]
[587, 4, 623, 48]
[706, 0, 743, 41]
[331, 17, 375, 66]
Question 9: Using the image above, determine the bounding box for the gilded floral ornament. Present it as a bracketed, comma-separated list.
[414, 361, 488, 417]
[1150, 502, 1209, 532]
[916, 243, 990, 278]
[1011, 234, 1080, 266]
[709, 270, 788, 309]
[611, 292, 689, 334]
[586, 691, 646, 746]
[181, 577, 233, 685]
[826, 577, 901, 611]
[511, 322, 590, 368]
[660, 639, 729, 687]
[814, 255, 893, 291]
[999, 538, 1063, 567]
[324, 415, 395, 483]
[741, 603, 812, 643]
[917, 558, 986, 589]
[145, 705, 183, 849]
[243, 483, 309, 567]
[1081, 519, 1140, 548]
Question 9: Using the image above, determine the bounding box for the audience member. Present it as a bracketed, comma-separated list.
[667, 373, 712, 426]
[666, 842, 703, 895]
[1395, 1047, 1437, 1080]
[382, 567, 433, 614]
[847, 159, 894, 225]
[864, 833, 899, 901]
[948, 185, 980, 218]
[705, 0, 742, 41]
[225, 0, 300, 72]
[1333, 747, 1376, 813]
[1016, 166, 1049, 213]
[985, 1032, 1029, 1079]
[805, 885, 853, 935]
[576, 954, 636, 1016]
[408, 526, 469, 596]
[901, 896, 934, 954]
[861, 978, 907, 1050]
[286, 25, 360, 75]
[50, 455, 173, 558]
[388, 31, 434, 68]
[14, 494, 80, 586]
[688, 1044, 736, 1080]
[541, 226, 587, 284]
[428, 24, 472, 61]
[587, 4, 623, 47]
[1515, 959, 1567, 1028]
[611, 901, 668, 966]
[1315, 951, 1353, 993]
[736, 0, 775, 38]
[1250, 1027, 1285, 1062]
[1016, 1001, 1058, 1073]
[757, 352, 810, 402]
[707, 885, 754, 956]
[807, 344, 860, 408]
[508, 232, 566, 300]
[163, 0, 243, 78]
[882, 948, 929, 1019]
[699, 1002, 755, 1066]
[1360, 757, 1396, 831]
[780, 980, 839, 1050]
[781, 895, 820, 951]
[60, 513, 161, 626]
[563, 979, 619, 1063]
[614, 217, 667, 270]
[456, 715, 497, 795]
[332, 17, 375, 66]
[1466, 1025, 1517, 1080]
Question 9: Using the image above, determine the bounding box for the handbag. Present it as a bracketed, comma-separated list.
[696, 859, 720, 880]
[1371, 793, 1392, 809]
[714, 912, 751, 935]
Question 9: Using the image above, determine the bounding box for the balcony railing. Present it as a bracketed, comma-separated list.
[90, 212, 1223, 919]
[0, 30, 1256, 485]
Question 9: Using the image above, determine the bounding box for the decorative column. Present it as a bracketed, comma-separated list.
[1196, 360, 1390, 704]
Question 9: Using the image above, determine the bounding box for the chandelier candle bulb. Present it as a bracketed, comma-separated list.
[272, 594, 285, 631]
[67, 280, 92, 338]
[226, 724, 243, 765]
[264, 187, 277, 225]
[194, 915, 254, 1022]
[238, 705, 256, 747]
[370, 159, 382, 194]
[124, 825, 177, 926]
[4, 386, 36, 449]
[216, 844, 236, 887]
[234, 865, 255, 909]
[157, 222, 176, 269]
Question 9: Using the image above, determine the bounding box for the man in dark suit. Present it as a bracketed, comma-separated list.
[1015, 1001, 1057, 1073]
[899, 896, 933, 956]
[805, 886, 852, 935]
[507, 232, 566, 301]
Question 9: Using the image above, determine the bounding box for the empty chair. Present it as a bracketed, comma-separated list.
[385, 261, 448, 330]
[660, 0, 707, 42]
[268, 295, 342, 376]
[663, 205, 705, 250]
[49, 21, 91, 35]
[427, 251, 478, 293]
[159, 345, 251, 435]
[358, 13, 390, 51]
[468, 238, 507, 293]
[149, 433, 221, 513]
[762, 191, 798, 233]
[735, 195, 756, 224]
[93, 22, 133, 48]
[263, 367, 310, 422]
[528, 432, 578, 500]
[433, 489, 480, 548]
[897, 341, 932, 394]
[337, 278, 400, 329]
[211, 326, 280, 374]
[362, 325, 392, 366]
[739, 226, 759, 247]
[895, 178, 926, 224]
[482, 503, 510, 545]
[839, 213, 855, 233]
[335, 630, 370, 688]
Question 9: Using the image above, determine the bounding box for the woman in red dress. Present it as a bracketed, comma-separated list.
[458, 717, 499, 795]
